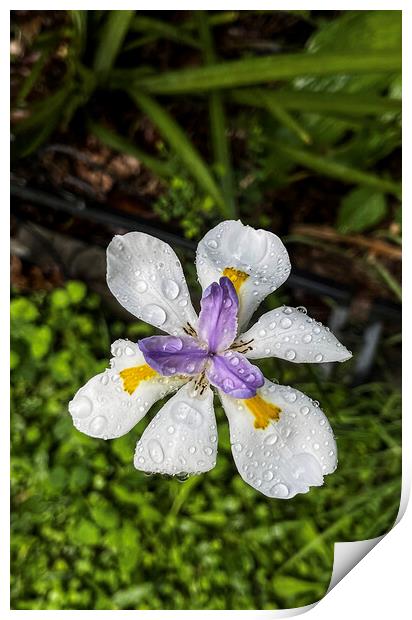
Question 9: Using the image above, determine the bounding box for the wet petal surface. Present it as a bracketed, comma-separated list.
[206, 350, 264, 399]
[134, 381, 217, 475]
[198, 276, 238, 352]
[138, 335, 208, 376]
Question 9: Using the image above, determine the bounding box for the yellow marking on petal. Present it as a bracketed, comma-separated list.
[244, 395, 282, 430]
[119, 364, 157, 395]
[223, 267, 249, 294]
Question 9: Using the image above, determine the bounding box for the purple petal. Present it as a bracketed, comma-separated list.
[138, 335, 208, 376]
[206, 350, 264, 398]
[198, 277, 238, 352]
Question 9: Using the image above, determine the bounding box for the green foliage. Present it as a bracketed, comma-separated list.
[11, 10, 402, 236]
[337, 188, 387, 234]
[11, 283, 401, 610]
[153, 170, 216, 239]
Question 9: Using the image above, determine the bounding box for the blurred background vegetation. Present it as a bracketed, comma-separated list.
[10, 9, 401, 610]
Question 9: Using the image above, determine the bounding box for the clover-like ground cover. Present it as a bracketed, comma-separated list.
[11, 280, 401, 610]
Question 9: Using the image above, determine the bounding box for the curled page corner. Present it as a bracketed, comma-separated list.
[326, 478, 408, 595]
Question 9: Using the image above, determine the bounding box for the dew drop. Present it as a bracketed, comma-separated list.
[125, 346, 135, 356]
[271, 482, 289, 498]
[167, 425, 175, 434]
[223, 378, 234, 391]
[204, 447, 213, 456]
[162, 279, 180, 300]
[258, 328, 267, 337]
[89, 415, 107, 435]
[100, 374, 109, 386]
[142, 304, 166, 326]
[303, 334, 312, 343]
[189, 446, 196, 454]
[148, 439, 164, 464]
[136, 280, 148, 293]
[300, 405, 310, 415]
[315, 353, 324, 362]
[207, 239, 218, 249]
[264, 434, 278, 446]
[285, 349, 296, 361]
[263, 470, 274, 481]
[70, 395, 93, 419]
[281, 317, 292, 329]
[233, 442, 243, 452]
[172, 401, 203, 428]
[230, 356, 240, 366]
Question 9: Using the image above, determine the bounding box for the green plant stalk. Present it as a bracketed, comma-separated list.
[87, 119, 172, 179]
[233, 89, 402, 116]
[131, 15, 200, 48]
[16, 51, 50, 105]
[368, 255, 402, 301]
[259, 90, 311, 144]
[274, 142, 401, 197]
[93, 10, 134, 79]
[129, 51, 401, 94]
[130, 91, 228, 215]
[197, 11, 236, 216]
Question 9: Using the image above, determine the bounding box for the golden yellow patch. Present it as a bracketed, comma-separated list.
[223, 267, 249, 294]
[119, 364, 157, 395]
[244, 395, 282, 429]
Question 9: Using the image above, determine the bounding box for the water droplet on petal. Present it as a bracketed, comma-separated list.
[148, 439, 164, 463]
[125, 346, 135, 356]
[136, 280, 148, 293]
[315, 353, 324, 362]
[281, 317, 292, 329]
[172, 402, 203, 428]
[271, 482, 289, 498]
[162, 279, 180, 300]
[300, 406, 310, 415]
[233, 442, 243, 452]
[70, 395, 93, 419]
[100, 374, 109, 386]
[303, 334, 312, 343]
[207, 239, 218, 249]
[286, 349, 296, 361]
[89, 415, 107, 435]
[264, 434, 278, 445]
[230, 356, 240, 366]
[142, 304, 166, 326]
[263, 470, 274, 481]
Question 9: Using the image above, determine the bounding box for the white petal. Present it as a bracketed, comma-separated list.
[220, 379, 337, 499]
[196, 220, 290, 330]
[107, 232, 198, 335]
[69, 339, 185, 439]
[134, 381, 217, 475]
[238, 306, 352, 363]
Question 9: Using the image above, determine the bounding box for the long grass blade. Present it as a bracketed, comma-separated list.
[129, 51, 401, 94]
[93, 10, 134, 78]
[87, 119, 173, 179]
[197, 11, 236, 216]
[233, 89, 401, 117]
[274, 142, 401, 197]
[259, 90, 311, 144]
[130, 91, 228, 214]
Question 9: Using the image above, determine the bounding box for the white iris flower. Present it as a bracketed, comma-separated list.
[69, 220, 351, 499]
